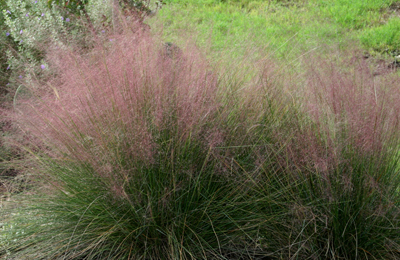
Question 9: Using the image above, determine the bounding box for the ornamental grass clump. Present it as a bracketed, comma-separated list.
[2, 27, 297, 259]
[257, 54, 400, 259]
[3, 23, 400, 259]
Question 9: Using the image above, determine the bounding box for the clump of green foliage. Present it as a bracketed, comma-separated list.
[2, 0, 94, 95]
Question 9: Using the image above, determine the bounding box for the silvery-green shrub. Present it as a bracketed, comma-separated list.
[0, 0, 14, 94]
[3, 0, 113, 88]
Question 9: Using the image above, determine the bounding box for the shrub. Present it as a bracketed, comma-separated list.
[1, 0, 164, 100]
[0, 0, 15, 100]
[1, 0, 116, 96]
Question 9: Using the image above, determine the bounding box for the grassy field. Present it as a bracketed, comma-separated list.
[150, 0, 400, 59]
[1, 0, 400, 259]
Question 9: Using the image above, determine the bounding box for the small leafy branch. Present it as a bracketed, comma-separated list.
[47, 0, 89, 15]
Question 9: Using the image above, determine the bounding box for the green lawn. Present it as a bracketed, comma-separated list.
[149, 0, 399, 60]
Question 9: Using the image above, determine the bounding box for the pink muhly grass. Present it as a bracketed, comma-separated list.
[289, 54, 400, 171]
[258, 51, 400, 199]
[14, 29, 222, 180]
[8, 29, 298, 259]
[259, 52, 400, 259]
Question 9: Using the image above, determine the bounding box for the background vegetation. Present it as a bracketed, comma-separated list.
[152, 0, 400, 59]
